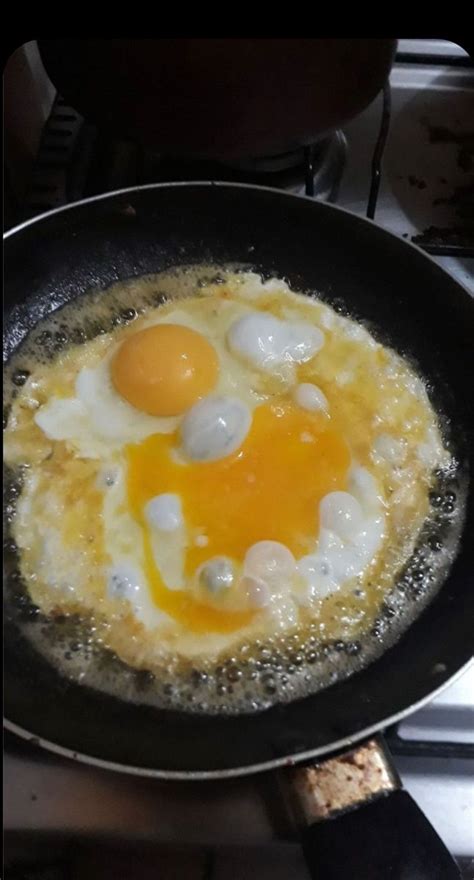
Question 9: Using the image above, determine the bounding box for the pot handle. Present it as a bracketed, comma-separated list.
[282, 735, 461, 880]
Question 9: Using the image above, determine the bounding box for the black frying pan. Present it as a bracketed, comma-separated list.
[4, 183, 474, 879]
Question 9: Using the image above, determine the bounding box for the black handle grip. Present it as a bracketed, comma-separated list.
[300, 789, 461, 880]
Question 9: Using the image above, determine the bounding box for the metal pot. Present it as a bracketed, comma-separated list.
[38, 38, 396, 159]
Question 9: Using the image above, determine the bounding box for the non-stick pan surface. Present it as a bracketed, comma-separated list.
[4, 183, 474, 778]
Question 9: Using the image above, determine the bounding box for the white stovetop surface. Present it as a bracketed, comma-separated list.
[396, 664, 473, 857]
[341, 47, 474, 293]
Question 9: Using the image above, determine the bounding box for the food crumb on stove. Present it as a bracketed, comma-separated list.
[408, 175, 427, 190]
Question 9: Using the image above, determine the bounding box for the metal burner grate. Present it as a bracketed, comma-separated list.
[385, 724, 474, 760]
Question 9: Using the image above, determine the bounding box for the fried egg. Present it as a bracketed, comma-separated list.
[4, 269, 454, 698]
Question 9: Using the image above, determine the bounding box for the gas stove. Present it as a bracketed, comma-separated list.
[4, 38, 474, 879]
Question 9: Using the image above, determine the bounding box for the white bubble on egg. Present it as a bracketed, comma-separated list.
[293, 383, 329, 413]
[240, 574, 271, 608]
[317, 527, 367, 582]
[180, 395, 251, 462]
[199, 557, 235, 594]
[319, 492, 364, 542]
[107, 564, 141, 600]
[145, 493, 183, 532]
[296, 554, 340, 601]
[317, 526, 346, 558]
[244, 540, 296, 584]
[355, 517, 386, 560]
[297, 474, 386, 603]
[286, 321, 325, 362]
[194, 534, 209, 548]
[227, 312, 324, 373]
[347, 467, 383, 512]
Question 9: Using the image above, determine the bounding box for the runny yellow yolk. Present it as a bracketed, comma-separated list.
[126, 402, 351, 633]
[111, 324, 219, 417]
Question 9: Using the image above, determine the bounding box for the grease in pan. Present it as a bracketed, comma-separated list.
[3, 268, 463, 713]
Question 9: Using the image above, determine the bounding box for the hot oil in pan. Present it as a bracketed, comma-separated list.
[3, 266, 467, 715]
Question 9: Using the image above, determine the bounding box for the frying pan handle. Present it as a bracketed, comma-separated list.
[283, 736, 461, 880]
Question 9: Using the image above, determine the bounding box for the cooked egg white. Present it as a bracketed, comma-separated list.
[4, 270, 450, 671]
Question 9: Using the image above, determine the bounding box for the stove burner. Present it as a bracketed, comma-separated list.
[220, 138, 336, 174]
[216, 133, 347, 200]
[22, 97, 347, 220]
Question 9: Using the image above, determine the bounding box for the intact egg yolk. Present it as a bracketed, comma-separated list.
[111, 324, 219, 417]
[126, 402, 350, 633]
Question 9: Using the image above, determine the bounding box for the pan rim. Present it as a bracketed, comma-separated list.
[3, 179, 473, 301]
[4, 181, 473, 778]
[4, 658, 472, 780]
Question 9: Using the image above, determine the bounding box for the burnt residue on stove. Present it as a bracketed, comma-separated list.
[433, 182, 474, 221]
[423, 122, 474, 173]
[408, 175, 427, 190]
[411, 121, 474, 249]
[412, 180, 474, 249]
[412, 224, 474, 249]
